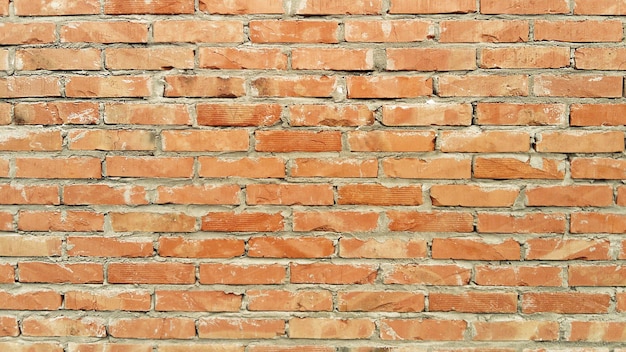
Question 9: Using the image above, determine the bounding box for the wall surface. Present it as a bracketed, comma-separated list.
[1, 0, 626, 350]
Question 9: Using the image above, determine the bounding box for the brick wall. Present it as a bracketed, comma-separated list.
[1, 0, 626, 350]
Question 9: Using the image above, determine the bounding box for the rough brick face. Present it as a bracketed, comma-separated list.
[1, 0, 625, 348]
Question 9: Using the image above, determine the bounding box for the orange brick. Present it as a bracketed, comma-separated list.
[0, 264, 13, 283]
[440, 130, 530, 152]
[293, 211, 379, 232]
[67, 344, 152, 352]
[522, 292, 610, 314]
[67, 237, 152, 258]
[293, 48, 374, 70]
[0, 103, 9, 124]
[571, 212, 626, 234]
[0, 212, 12, 231]
[161, 130, 248, 152]
[22, 317, 106, 337]
[104, 103, 189, 125]
[390, 0, 476, 13]
[0, 184, 59, 205]
[65, 290, 151, 311]
[14, 102, 99, 125]
[255, 130, 341, 152]
[110, 212, 195, 232]
[440, 20, 528, 42]
[387, 211, 473, 232]
[348, 130, 435, 152]
[0, 235, 62, 256]
[0, 316, 17, 337]
[153, 20, 243, 43]
[66, 76, 151, 98]
[291, 158, 378, 178]
[431, 184, 519, 207]
[108, 263, 195, 284]
[571, 104, 626, 126]
[575, 47, 626, 70]
[478, 212, 566, 234]
[338, 184, 423, 206]
[0, 290, 62, 310]
[199, 157, 285, 178]
[569, 265, 626, 286]
[382, 104, 473, 126]
[158, 237, 244, 258]
[481, 47, 570, 69]
[572, 158, 626, 180]
[246, 184, 333, 205]
[383, 157, 472, 179]
[439, 75, 528, 97]
[198, 104, 281, 126]
[534, 75, 623, 98]
[64, 184, 147, 205]
[0, 76, 60, 98]
[526, 185, 613, 207]
[18, 262, 103, 283]
[199, 264, 286, 285]
[474, 156, 565, 179]
[252, 76, 336, 97]
[291, 263, 377, 284]
[15, 0, 100, 15]
[0, 129, 61, 151]
[250, 20, 338, 43]
[338, 291, 425, 312]
[296, 0, 382, 14]
[482, 0, 569, 14]
[473, 321, 559, 341]
[347, 76, 432, 98]
[199, 47, 287, 70]
[0, 343, 62, 352]
[475, 265, 563, 287]
[68, 129, 155, 151]
[432, 238, 521, 260]
[18, 210, 104, 232]
[430, 292, 518, 313]
[475, 103, 566, 125]
[570, 321, 626, 342]
[156, 290, 241, 312]
[157, 184, 239, 205]
[289, 318, 374, 339]
[539, 131, 624, 153]
[200, 0, 283, 14]
[345, 20, 430, 42]
[248, 237, 334, 258]
[201, 212, 283, 232]
[247, 290, 333, 311]
[387, 48, 476, 71]
[527, 238, 610, 261]
[380, 319, 467, 340]
[159, 345, 243, 352]
[105, 0, 194, 14]
[165, 76, 245, 97]
[535, 20, 623, 42]
[0, 22, 56, 44]
[339, 237, 427, 259]
[619, 186, 626, 206]
[198, 318, 285, 339]
[384, 264, 471, 285]
[106, 47, 194, 70]
[106, 156, 194, 178]
[16, 48, 101, 71]
[110, 318, 195, 339]
[574, 0, 626, 14]
[61, 21, 148, 43]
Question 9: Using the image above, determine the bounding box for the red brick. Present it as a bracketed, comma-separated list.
[0, 316, 17, 337]
[0, 23, 55, 44]
[162, 130, 248, 152]
[199, 157, 285, 178]
[572, 158, 626, 180]
[338, 184, 423, 206]
[248, 237, 334, 258]
[0, 129, 61, 151]
[390, 0, 476, 13]
[0, 103, 9, 124]
[66, 76, 151, 98]
[289, 318, 374, 339]
[293, 48, 374, 70]
[291, 158, 378, 178]
[382, 104, 473, 126]
[105, 0, 194, 14]
[384, 264, 471, 285]
[430, 291, 517, 313]
[380, 319, 467, 340]
[61, 21, 148, 43]
[522, 292, 610, 313]
[291, 263, 377, 284]
[0, 290, 62, 310]
[571, 104, 626, 126]
[432, 238, 521, 260]
[619, 186, 626, 206]
[345, 20, 430, 42]
[16, 48, 101, 71]
[15, 0, 100, 15]
[296, 0, 382, 14]
[106, 47, 194, 70]
[246, 183, 333, 206]
[440, 20, 528, 42]
[574, 0, 626, 14]
[0, 76, 60, 98]
[570, 321, 626, 342]
[571, 212, 626, 234]
[110, 318, 195, 339]
[439, 75, 528, 97]
[475, 265, 563, 287]
[575, 47, 626, 70]
[347, 76, 432, 98]
[535, 20, 623, 42]
[478, 212, 566, 234]
[198, 103, 281, 126]
[68, 129, 155, 151]
[527, 238, 610, 261]
[256, 130, 341, 152]
[65, 290, 151, 311]
[0, 212, 12, 231]
[383, 157, 472, 179]
[0, 264, 13, 283]
[247, 290, 333, 312]
[441, 130, 530, 152]
[474, 156, 565, 179]
[473, 321, 559, 341]
[252, 76, 336, 98]
[200, 0, 283, 14]
[67, 344, 153, 352]
[481, 47, 570, 69]
[0, 235, 62, 256]
[387, 211, 473, 232]
[348, 130, 435, 152]
[106, 156, 194, 178]
[201, 212, 283, 232]
[0, 184, 59, 205]
[160, 345, 244, 352]
[569, 265, 626, 286]
[289, 105, 373, 127]
[156, 290, 241, 312]
[339, 237, 427, 259]
[338, 291, 425, 312]
[22, 317, 106, 337]
[199, 48, 287, 70]
[105, 103, 190, 125]
[110, 212, 196, 232]
[158, 237, 244, 258]
[293, 211, 379, 232]
[476, 103, 565, 125]
[154, 20, 243, 43]
[388, 48, 476, 71]
[198, 318, 285, 339]
[534, 75, 623, 98]
[431, 184, 519, 207]
[108, 262, 195, 284]
[482, 0, 569, 14]
[0, 343, 62, 352]
[64, 184, 147, 205]
[67, 236, 152, 258]
[157, 184, 239, 205]
[18, 210, 104, 232]
[199, 264, 286, 285]
[250, 20, 338, 43]
[165, 76, 245, 97]
[526, 185, 614, 207]
[19, 262, 103, 283]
